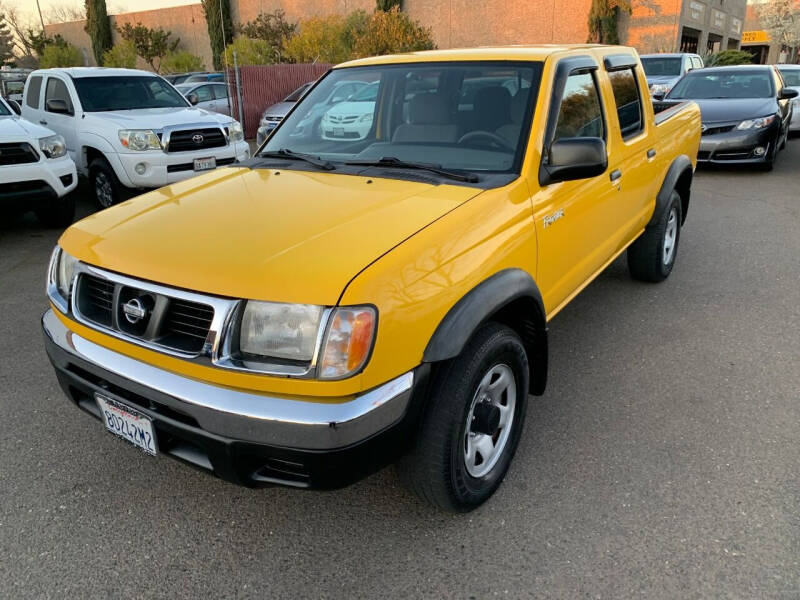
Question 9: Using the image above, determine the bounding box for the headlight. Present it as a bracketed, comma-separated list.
[737, 115, 777, 130]
[118, 129, 162, 151]
[318, 306, 376, 379]
[47, 246, 78, 312]
[38, 134, 66, 159]
[359, 113, 373, 123]
[228, 121, 244, 142]
[650, 83, 671, 96]
[240, 301, 324, 361]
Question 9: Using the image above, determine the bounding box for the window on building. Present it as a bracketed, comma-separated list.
[680, 27, 701, 53]
[45, 78, 73, 114]
[554, 71, 605, 140]
[25, 76, 42, 109]
[608, 68, 643, 139]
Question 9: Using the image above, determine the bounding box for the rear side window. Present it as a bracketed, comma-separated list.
[554, 72, 605, 139]
[45, 78, 74, 113]
[26, 76, 42, 109]
[212, 84, 228, 100]
[608, 68, 643, 138]
[692, 57, 703, 70]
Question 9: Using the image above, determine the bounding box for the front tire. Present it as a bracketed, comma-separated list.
[397, 323, 529, 512]
[89, 157, 122, 209]
[627, 190, 682, 283]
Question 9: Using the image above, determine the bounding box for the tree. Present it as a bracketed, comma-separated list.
[706, 50, 754, 66]
[587, 0, 632, 44]
[201, 0, 232, 70]
[350, 7, 434, 58]
[376, 0, 402, 10]
[116, 22, 179, 72]
[224, 35, 276, 66]
[284, 15, 350, 64]
[102, 40, 136, 67]
[238, 10, 296, 63]
[43, 3, 85, 24]
[758, 0, 800, 49]
[85, 0, 112, 65]
[40, 42, 82, 67]
[0, 12, 13, 65]
[161, 50, 205, 73]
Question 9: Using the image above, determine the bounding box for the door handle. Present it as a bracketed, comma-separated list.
[647, 149, 657, 159]
[609, 169, 622, 182]
[39, 120, 47, 125]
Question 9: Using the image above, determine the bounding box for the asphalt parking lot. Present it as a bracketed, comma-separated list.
[1, 145, 799, 599]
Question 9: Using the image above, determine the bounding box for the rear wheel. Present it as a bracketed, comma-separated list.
[627, 190, 682, 283]
[397, 322, 529, 512]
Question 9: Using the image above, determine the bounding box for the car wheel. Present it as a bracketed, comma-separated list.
[89, 158, 122, 209]
[397, 322, 529, 512]
[627, 190, 682, 283]
[35, 193, 76, 228]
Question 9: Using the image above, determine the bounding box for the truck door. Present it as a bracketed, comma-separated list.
[21, 74, 44, 124]
[42, 76, 79, 164]
[533, 58, 621, 315]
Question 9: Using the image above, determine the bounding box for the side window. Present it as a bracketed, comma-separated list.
[194, 85, 213, 102]
[212, 84, 228, 100]
[608, 68, 643, 138]
[692, 57, 703, 70]
[554, 71, 605, 140]
[45, 78, 74, 114]
[26, 75, 43, 109]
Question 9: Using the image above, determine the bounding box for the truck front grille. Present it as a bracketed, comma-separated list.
[166, 128, 227, 153]
[0, 142, 39, 165]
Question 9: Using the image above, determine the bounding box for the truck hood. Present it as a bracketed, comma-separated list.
[0, 115, 53, 142]
[59, 167, 481, 305]
[83, 106, 234, 129]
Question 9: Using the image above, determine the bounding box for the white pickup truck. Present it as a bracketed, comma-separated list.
[1, 95, 78, 227]
[21, 67, 250, 208]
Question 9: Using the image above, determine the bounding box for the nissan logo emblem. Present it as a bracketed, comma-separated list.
[122, 298, 148, 324]
[192, 133, 204, 144]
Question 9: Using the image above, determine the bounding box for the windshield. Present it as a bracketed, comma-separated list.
[641, 57, 682, 77]
[262, 61, 542, 174]
[174, 83, 194, 94]
[0, 99, 10, 116]
[285, 83, 311, 102]
[778, 68, 800, 87]
[667, 71, 774, 99]
[73, 76, 189, 111]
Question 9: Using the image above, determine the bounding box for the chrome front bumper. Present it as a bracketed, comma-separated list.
[42, 309, 414, 451]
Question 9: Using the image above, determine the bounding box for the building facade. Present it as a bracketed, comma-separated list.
[741, 3, 799, 65]
[45, 0, 748, 70]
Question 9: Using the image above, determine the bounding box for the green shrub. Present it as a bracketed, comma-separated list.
[161, 50, 205, 73]
[102, 41, 137, 68]
[223, 36, 275, 66]
[40, 43, 83, 68]
[706, 50, 754, 66]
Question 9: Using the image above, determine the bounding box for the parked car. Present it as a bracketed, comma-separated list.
[664, 64, 797, 170]
[183, 72, 224, 83]
[776, 64, 800, 132]
[256, 82, 313, 145]
[174, 82, 231, 115]
[287, 79, 370, 139]
[0, 95, 77, 227]
[163, 72, 204, 85]
[641, 53, 703, 98]
[42, 45, 700, 512]
[21, 67, 249, 208]
[321, 81, 379, 140]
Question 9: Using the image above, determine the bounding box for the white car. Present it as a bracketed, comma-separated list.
[1, 95, 77, 227]
[174, 81, 231, 116]
[21, 67, 249, 208]
[321, 82, 378, 141]
[777, 65, 800, 131]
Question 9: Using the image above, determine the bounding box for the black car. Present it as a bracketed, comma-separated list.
[665, 65, 798, 170]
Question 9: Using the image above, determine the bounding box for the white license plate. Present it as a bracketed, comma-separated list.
[96, 394, 157, 456]
[193, 157, 216, 171]
[333, 127, 345, 137]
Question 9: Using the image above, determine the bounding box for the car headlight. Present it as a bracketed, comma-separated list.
[228, 121, 244, 142]
[38, 134, 66, 159]
[318, 306, 376, 379]
[650, 83, 671, 96]
[737, 115, 777, 130]
[47, 246, 78, 313]
[118, 129, 162, 151]
[359, 113, 373, 123]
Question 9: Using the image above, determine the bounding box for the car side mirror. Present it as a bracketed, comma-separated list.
[8, 100, 21, 115]
[187, 93, 199, 105]
[46, 99, 72, 115]
[779, 88, 799, 100]
[540, 137, 608, 185]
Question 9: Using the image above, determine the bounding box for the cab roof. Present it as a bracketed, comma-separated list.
[337, 45, 632, 68]
[31, 67, 157, 78]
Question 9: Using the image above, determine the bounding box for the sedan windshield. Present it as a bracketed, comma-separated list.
[262, 61, 542, 174]
[73, 76, 189, 111]
[667, 71, 774, 99]
[641, 57, 682, 77]
[778, 68, 800, 87]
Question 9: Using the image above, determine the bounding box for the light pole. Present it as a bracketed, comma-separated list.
[34, 0, 46, 31]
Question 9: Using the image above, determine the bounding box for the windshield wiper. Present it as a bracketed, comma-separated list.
[344, 156, 479, 183]
[258, 148, 336, 171]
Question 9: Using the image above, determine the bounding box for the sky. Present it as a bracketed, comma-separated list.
[8, 0, 199, 22]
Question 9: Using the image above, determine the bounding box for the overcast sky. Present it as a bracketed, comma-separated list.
[9, 0, 199, 22]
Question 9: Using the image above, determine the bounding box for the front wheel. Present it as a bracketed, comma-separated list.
[627, 190, 682, 283]
[89, 157, 123, 209]
[397, 322, 529, 512]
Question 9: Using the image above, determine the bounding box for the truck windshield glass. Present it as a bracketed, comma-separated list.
[641, 57, 682, 77]
[667, 71, 774, 99]
[262, 61, 542, 173]
[73, 76, 189, 111]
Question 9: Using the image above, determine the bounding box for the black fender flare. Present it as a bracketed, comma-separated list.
[423, 268, 548, 395]
[649, 154, 693, 227]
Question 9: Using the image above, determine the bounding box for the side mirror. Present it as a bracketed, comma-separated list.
[779, 87, 799, 100]
[187, 93, 199, 105]
[8, 100, 21, 115]
[540, 137, 607, 185]
[46, 99, 72, 115]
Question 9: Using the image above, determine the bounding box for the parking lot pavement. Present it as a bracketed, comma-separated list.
[1, 146, 798, 599]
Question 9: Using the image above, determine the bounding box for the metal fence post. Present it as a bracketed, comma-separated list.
[233, 50, 245, 131]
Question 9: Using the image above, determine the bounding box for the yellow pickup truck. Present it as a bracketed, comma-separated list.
[43, 45, 700, 511]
